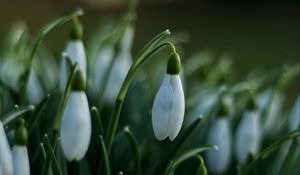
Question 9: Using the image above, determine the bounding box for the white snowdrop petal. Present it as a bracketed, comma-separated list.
[105, 51, 132, 104]
[12, 146, 30, 175]
[235, 110, 260, 163]
[60, 41, 87, 91]
[0, 122, 13, 175]
[152, 75, 173, 141]
[168, 75, 185, 141]
[27, 69, 44, 105]
[61, 92, 91, 161]
[206, 118, 231, 173]
[89, 46, 114, 95]
[289, 96, 300, 131]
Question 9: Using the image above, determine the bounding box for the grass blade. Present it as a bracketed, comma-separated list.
[44, 134, 63, 175]
[27, 94, 50, 134]
[238, 129, 300, 175]
[100, 135, 111, 175]
[165, 144, 217, 175]
[1, 105, 35, 125]
[124, 126, 142, 175]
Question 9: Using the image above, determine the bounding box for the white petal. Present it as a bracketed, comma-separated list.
[168, 75, 185, 141]
[235, 110, 260, 163]
[12, 146, 30, 175]
[60, 92, 91, 161]
[120, 25, 134, 52]
[0, 122, 13, 175]
[88, 46, 113, 95]
[27, 69, 44, 105]
[152, 75, 173, 141]
[289, 96, 300, 131]
[105, 51, 132, 104]
[206, 118, 231, 173]
[60, 41, 87, 91]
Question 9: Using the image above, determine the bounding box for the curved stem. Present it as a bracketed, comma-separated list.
[105, 39, 176, 154]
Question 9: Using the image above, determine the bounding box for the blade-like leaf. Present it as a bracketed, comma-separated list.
[124, 126, 142, 175]
[100, 135, 111, 175]
[1, 105, 35, 125]
[238, 129, 300, 175]
[165, 144, 217, 175]
[44, 135, 63, 175]
[27, 94, 50, 134]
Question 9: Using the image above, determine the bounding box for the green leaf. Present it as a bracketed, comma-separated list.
[149, 117, 203, 175]
[27, 94, 50, 134]
[238, 129, 300, 175]
[1, 105, 35, 125]
[100, 135, 111, 175]
[279, 139, 300, 175]
[124, 126, 142, 175]
[41, 60, 78, 175]
[165, 144, 217, 175]
[44, 134, 63, 175]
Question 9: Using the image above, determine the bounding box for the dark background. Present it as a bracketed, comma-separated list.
[0, 0, 299, 76]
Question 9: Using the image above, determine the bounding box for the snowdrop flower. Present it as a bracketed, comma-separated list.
[235, 97, 261, 163]
[152, 53, 185, 141]
[26, 69, 44, 105]
[60, 19, 86, 91]
[206, 102, 232, 174]
[104, 25, 134, 104]
[60, 70, 91, 161]
[12, 118, 30, 175]
[289, 96, 300, 131]
[0, 121, 13, 175]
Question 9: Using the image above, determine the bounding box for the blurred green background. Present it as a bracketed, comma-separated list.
[0, 0, 299, 76]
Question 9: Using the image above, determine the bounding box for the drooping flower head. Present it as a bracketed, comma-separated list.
[152, 53, 185, 141]
[60, 18, 87, 91]
[60, 69, 91, 161]
[235, 94, 261, 163]
[0, 121, 13, 175]
[12, 118, 30, 175]
[206, 100, 232, 174]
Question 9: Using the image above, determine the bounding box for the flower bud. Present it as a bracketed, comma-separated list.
[71, 69, 86, 91]
[70, 18, 83, 41]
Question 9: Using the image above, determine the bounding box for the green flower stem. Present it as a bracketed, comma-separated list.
[105, 31, 173, 153]
[41, 61, 78, 175]
[148, 117, 203, 175]
[279, 139, 299, 175]
[100, 135, 111, 175]
[124, 126, 142, 175]
[20, 8, 83, 105]
[238, 129, 300, 175]
[1, 105, 35, 125]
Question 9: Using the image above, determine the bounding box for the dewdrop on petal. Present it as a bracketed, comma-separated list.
[60, 69, 91, 161]
[152, 53, 185, 141]
[235, 95, 261, 163]
[0, 121, 13, 175]
[60, 18, 87, 91]
[206, 101, 232, 174]
[12, 118, 30, 175]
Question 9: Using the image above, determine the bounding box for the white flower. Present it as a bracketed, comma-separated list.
[289, 96, 300, 131]
[12, 146, 30, 175]
[26, 69, 44, 105]
[88, 46, 114, 95]
[104, 26, 134, 104]
[206, 117, 231, 173]
[152, 74, 185, 141]
[0, 122, 13, 175]
[60, 40, 87, 91]
[235, 110, 261, 163]
[60, 92, 91, 161]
